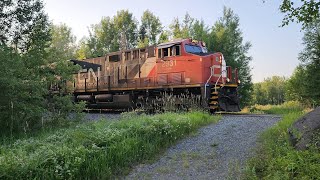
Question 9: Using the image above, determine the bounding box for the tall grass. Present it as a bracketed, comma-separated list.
[245, 104, 320, 179]
[0, 111, 220, 179]
[248, 101, 304, 114]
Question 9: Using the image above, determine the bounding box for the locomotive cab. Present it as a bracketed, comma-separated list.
[156, 39, 241, 112]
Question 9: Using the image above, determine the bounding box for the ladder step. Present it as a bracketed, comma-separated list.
[211, 91, 218, 95]
[209, 105, 218, 109]
[209, 101, 218, 105]
[210, 96, 218, 99]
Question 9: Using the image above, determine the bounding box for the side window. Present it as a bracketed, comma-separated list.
[158, 49, 162, 58]
[163, 48, 168, 57]
[133, 50, 139, 60]
[170, 45, 181, 56]
[125, 51, 131, 60]
[109, 54, 120, 62]
[175, 45, 181, 56]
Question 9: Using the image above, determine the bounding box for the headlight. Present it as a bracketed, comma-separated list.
[226, 78, 230, 82]
[237, 79, 241, 84]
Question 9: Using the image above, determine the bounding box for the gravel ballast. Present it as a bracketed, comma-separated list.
[126, 114, 281, 180]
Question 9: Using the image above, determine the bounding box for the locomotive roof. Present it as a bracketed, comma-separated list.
[70, 59, 101, 71]
[157, 38, 184, 49]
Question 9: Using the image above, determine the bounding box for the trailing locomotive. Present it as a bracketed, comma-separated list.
[69, 38, 241, 112]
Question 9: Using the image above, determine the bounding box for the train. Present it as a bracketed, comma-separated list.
[67, 38, 241, 112]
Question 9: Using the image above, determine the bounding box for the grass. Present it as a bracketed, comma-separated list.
[0, 111, 220, 179]
[244, 102, 320, 179]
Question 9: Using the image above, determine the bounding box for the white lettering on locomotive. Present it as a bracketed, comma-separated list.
[77, 67, 101, 83]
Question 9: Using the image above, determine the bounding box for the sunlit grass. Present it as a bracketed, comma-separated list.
[245, 104, 320, 179]
[247, 101, 305, 115]
[0, 111, 220, 179]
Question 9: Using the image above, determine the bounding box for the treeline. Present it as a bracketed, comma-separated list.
[252, 19, 320, 107]
[252, 76, 286, 105]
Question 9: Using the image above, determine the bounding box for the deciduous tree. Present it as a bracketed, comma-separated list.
[139, 10, 162, 46]
[280, 0, 320, 27]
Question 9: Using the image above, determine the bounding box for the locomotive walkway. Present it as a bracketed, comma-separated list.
[126, 114, 280, 179]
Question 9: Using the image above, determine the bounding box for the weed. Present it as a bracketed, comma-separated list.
[245, 104, 320, 179]
[0, 111, 220, 179]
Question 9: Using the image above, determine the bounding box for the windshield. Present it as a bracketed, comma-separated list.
[185, 44, 207, 54]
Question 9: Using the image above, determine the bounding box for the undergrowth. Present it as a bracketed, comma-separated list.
[0, 111, 219, 179]
[245, 103, 320, 179]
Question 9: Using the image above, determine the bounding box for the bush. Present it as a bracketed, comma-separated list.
[0, 112, 220, 179]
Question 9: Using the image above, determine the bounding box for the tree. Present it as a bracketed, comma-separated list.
[114, 10, 138, 50]
[93, 16, 119, 54]
[0, 0, 52, 135]
[0, 0, 80, 136]
[139, 10, 162, 45]
[181, 13, 194, 38]
[208, 7, 253, 106]
[252, 83, 268, 105]
[287, 20, 320, 106]
[79, 10, 138, 57]
[280, 0, 320, 27]
[285, 65, 308, 103]
[191, 19, 209, 42]
[48, 23, 77, 62]
[158, 30, 170, 44]
[169, 17, 183, 39]
[76, 37, 91, 59]
[0, 0, 46, 51]
[169, 13, 195, 39]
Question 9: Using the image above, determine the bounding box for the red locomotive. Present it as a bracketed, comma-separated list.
[69, 38, 241, 112]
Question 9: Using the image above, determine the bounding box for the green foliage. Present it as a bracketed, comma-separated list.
[158, 30, 170, 44]
[245, 105, 320, 179]
[48, 23, 77, 62]
[139, 10, 162, 45]
[0, 1, 83, 136]
[169, 17, 183, 39]
[280, 0, 320, 27]
[191, 19, 209, 42]
[79, 10, 138, 58]
[252, 76, 287, 105]
[169, 13, 197, 39]
[286, 20, 320, 107]
[208, 7, 253, 107]
[0, 112, 220, 179]
[114, 10, 138, 50]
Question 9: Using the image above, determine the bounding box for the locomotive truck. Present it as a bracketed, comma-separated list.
[68, 38, 241, 112]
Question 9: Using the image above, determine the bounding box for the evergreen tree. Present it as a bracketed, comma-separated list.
[208, 7, 253, 106]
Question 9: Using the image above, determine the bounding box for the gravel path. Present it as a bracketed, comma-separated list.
[126, 114, 281, 180]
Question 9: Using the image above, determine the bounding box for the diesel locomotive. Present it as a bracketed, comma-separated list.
[68, 38, 241, 112]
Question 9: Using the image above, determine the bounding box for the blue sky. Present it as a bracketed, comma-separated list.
[43, 0, 304, 83]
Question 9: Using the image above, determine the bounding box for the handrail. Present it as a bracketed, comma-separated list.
[204, 66, 214, 98]
[214, 69, 227, 93]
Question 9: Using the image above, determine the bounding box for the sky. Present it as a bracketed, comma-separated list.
[43, 0, 304, 83]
